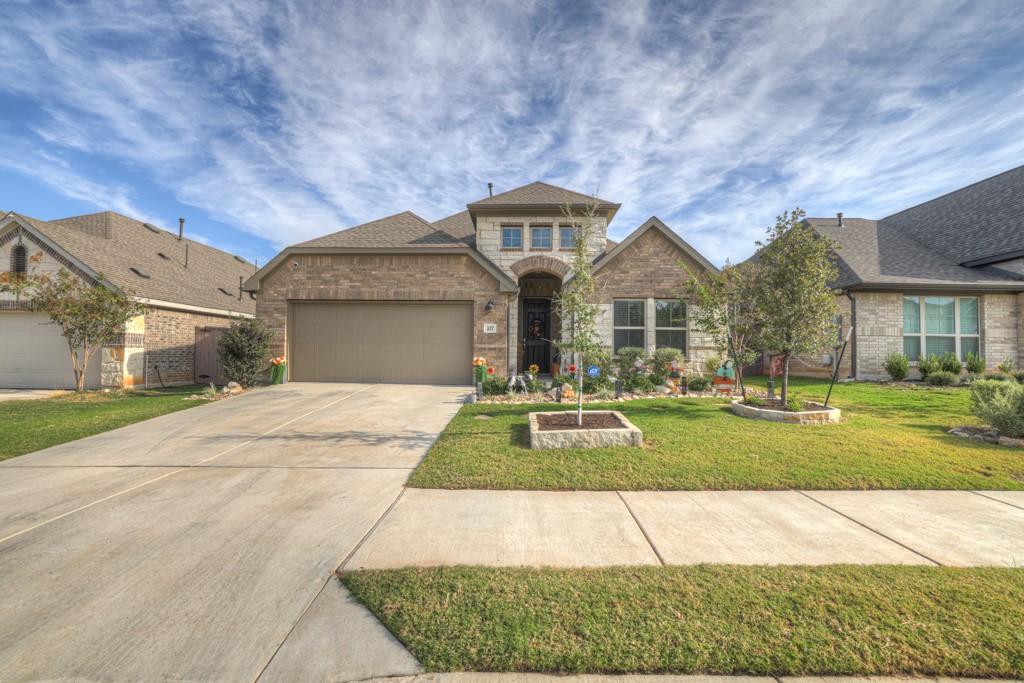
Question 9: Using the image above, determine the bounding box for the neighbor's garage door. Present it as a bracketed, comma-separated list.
[0, 312, 102, 389]
[289, 302, 473, 384]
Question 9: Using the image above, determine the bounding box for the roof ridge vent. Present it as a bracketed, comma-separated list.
[129, 267, 151, 278]
[143, 222, 161, 234]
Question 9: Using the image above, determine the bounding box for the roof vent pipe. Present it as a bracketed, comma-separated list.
[178, 218, 185, 241]
[837, 212, 844, 227]
[487, 182, 493, 197]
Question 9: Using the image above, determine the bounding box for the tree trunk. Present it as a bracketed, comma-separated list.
[781, 353, 791, 406]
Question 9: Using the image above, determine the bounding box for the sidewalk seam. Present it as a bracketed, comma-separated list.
[969, 490, 1024, 511]
[338, 487, 408, 573]
[617, 491, 666, 566]
[796, 490, 943, 566]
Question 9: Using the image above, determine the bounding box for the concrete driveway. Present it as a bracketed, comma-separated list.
[0, 382, 467, 683]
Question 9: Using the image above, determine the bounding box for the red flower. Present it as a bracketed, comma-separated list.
[567, 364, 577, 375]
[486, 366, 495, 375]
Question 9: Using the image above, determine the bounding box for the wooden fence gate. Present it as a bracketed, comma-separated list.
[195, 327, 228, 385]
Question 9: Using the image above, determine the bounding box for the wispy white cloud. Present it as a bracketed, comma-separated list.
[1, 0, 1022, 265]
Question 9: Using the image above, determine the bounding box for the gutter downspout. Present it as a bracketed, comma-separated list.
[844, 289, 857, 379]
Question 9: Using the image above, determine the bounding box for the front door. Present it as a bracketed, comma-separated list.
[523, 299, 551, 371]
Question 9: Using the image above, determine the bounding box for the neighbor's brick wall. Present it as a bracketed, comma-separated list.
[1019, 293, 1024, 370]
[143, 308, 231, 386]
[786, 294, 853, 380]
[256, 253, 510, 377]
[983, 294, 1020, 370]
[591, 229, 717, 375]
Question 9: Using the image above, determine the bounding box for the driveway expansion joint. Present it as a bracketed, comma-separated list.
[970, 489, 1024, 511]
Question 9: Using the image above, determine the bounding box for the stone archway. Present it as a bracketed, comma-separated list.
[510, 255, 570, 280]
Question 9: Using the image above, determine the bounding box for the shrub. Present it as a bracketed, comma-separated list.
[744, 395, 765, 406]
[883, 352, 910, 381]
[785, 393, 802, 412]
[582, 349, 614, 393]
[524, 375, 545, 393]
[965, 351, 986, 375]
[616, 347, 647, 374]
[622, 373, 655, 394]
[703, 355, 723, 377]
[652, 348, 683, 374]
[688, 376, 712, 392]
[916, 353, 940, 380]
[938, 351, 963, 375]
[1015, 370, 1024, 384]
[553, 373, 575, 387]
[649, 372, 666, 387]
[970, 379, 1024, 438]
[482, 375, 508, 395]
[983, 372, 1014, 382]
[217, 317, 272, 388]
[924, 370, 959, 386]
[998, 358, 1016, 375]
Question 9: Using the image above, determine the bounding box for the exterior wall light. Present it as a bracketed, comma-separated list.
[484, 300, 495, 312]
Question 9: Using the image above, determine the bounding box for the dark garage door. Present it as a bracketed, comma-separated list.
[289, 302, 473, 384]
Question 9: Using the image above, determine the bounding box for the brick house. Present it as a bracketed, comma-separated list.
[245, 182, 718, 385]
[0, 211, 256, 390]
[797, 165, 1024, 379]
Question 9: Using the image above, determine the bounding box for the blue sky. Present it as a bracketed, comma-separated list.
[1, 0, 1023, 267]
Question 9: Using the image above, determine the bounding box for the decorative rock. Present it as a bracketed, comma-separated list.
[731, 400, 841, 425]
[998, 436, 1024, 448]
[527, 411, 643, 450]
[227, 382, 240, 389]
[654, 385, 672, 395]
[546, 387, 560, 399]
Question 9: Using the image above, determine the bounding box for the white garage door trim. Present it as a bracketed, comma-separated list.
[0, 312, 102, 390]
[288, 301, 474, 385]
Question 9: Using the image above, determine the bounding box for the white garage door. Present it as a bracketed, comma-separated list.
[0, 312, 102, 390]
[289, 302, 473, 385]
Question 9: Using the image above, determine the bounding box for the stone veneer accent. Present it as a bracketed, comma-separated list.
[731, 400, 841, 424]
[255, 253, 510, 376]
[528, 411, 643, 449]
[474, 211, 608, 277]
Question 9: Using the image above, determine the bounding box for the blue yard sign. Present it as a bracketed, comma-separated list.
[587, 365, 600, 377]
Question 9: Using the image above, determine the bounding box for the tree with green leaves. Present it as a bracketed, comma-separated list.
[748, 208, 840, 406]
[553, 201, 603, 426]
[217, 316, 273, 388]
[0, 271, 146, 391]
[681, 261, 759, 398]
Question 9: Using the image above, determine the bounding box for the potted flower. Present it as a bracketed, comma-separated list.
[472, 357, 487, 399]
[270, 356, 287, 385]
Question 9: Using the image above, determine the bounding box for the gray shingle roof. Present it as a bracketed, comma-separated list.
[14, 211, 256, 314]
[808, 216, 1022, 290]
[294, 211, 472, 249]
[879, 164, 1024, 265]
[467, 181, 619, 210]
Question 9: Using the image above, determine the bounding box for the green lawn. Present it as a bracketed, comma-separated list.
[0, 385, 210, 461]
[342, 565, 1024, 677]
[408, 377, 1024, 490]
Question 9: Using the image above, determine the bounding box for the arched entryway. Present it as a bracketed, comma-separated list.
[517, 271, 562, 375]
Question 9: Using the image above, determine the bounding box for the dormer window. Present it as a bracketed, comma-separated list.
[11, 244, 27, 277]
[530, 225, 552, 249]
[501, 226, 522, 249]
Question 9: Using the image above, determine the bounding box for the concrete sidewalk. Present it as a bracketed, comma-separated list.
[343, 489, 1024, 570]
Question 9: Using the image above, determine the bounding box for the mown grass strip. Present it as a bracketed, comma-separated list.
[342, 565, 1024, 677]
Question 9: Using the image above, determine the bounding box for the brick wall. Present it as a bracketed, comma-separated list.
[255, 253, 510, 376]
[144, 308, 232, 386]
[983, 294, 1020, 370]
[591, 228, 717, 375]
[786, 294, 853, 379]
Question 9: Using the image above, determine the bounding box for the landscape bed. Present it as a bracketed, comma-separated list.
[342, 564, 1024, 677]
[408, 377, 1024, 491]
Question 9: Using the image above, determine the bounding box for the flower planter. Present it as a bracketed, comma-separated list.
[528, 411, 643, 449]
[731, 400, 841, 424]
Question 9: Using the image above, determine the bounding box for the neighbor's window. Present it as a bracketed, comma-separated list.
[559, 225, 576, 249]
[531, 225, 552, 249]
[655, 299, 687, 352]
[501, 226, 522, 249]
[11, 244, 27, 277]
[902, 295, 979, 361]
[613, 299, 645, 353]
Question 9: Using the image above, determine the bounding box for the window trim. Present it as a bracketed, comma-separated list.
[654, 299, 687, 355]
[559, 225, 576, 250]
[612, 299, 646, 353]
[501, 226, 522, 250]
[530, 225, 552, 250]
[902, 295, 980, 362]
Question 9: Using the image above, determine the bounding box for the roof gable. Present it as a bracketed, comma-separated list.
[593, 216, 717, 274]
[467, 181, 620, 218]
[295, 211, 471, 249]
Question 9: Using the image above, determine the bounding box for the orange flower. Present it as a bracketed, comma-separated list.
[486, 366, 496, 375]
[567, 364, 577, 375]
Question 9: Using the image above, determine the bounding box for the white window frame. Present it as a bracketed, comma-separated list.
[902, 295, 980, 362]
[654, 299, 687, 356]
[612, 299, 645, 353]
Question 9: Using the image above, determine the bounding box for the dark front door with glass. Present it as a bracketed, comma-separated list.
[523, 299, 551, 371]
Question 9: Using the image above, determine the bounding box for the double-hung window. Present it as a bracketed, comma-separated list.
[531, 225, 552, 249]
[559, 225, 576, 249]
[655, 300, 686, 352]
[613, 300, 645, 353]
[902, 295, 980, 361]
[501, 226, 522, 249]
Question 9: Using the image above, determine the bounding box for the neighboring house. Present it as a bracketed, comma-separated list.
[0, 211, 256, 390]
[799, 165, 1024, 379]
[245, 182, 718, 385]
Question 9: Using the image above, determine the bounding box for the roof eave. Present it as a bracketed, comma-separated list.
[961, 248, 1024, 268]
[846, 281, 1024, 293]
